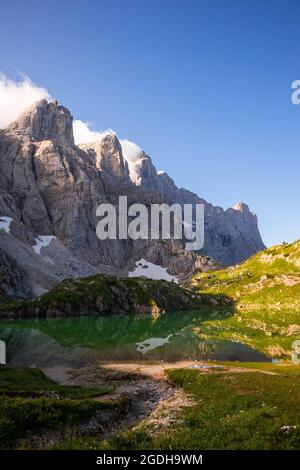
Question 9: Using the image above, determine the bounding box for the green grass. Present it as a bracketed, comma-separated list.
[61, 363, 300, 450]
[190, 240, 300, 358]
[0, 366, 111, 397]
[0, 366, 115, 446]
[219, 362, 300, 376]
[0, 395, 106, 443]
[0, 274, 216, 318]
[192, 240, 300, 309]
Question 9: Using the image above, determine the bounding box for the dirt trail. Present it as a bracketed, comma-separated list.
[96, 361, 281, 435]
[100, 360, 280, 379]
[100, 360, 207, 379]
[66, 360, 201, 438]
[34, 360, 279, 446]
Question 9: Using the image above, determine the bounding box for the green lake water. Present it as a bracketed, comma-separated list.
[0, 310, 270, 365]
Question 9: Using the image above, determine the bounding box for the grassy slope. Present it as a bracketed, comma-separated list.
[0, 366, 114, 445]
[0, 274, 231, 318]
[0, 367, 111, 397]
[190, 240, 300, 358]
[192, 240, 300, 309]
[60, 363, 300, 450]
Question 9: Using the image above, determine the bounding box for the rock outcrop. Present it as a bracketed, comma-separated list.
[80, 134, 131, 185]
[7, 99, 74, 143]
[0, 247, 32, 299]
[0, 274, 233, 319]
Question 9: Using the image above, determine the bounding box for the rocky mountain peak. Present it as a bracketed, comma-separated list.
[232, 202, 250, 213]
[232, 202, 257, 220]
[79, 133, 130, 183]
[133, 153, 158, 188]
[100, 133, 122, 158]
[0, 97, 266, 297]
[6, 99, 74, 144]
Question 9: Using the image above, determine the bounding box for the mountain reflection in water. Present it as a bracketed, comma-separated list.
[0, 310, 270, 364]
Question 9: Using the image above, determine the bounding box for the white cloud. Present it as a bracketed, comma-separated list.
[73, 121, 143, 182]
[73, 122, 142, 162]
[0, 74, 50, 129]
[0, 72, 144, 182]
[73, 120, 115, 145]
[119, 139, 142, 181]
[119, 139, 142, 163]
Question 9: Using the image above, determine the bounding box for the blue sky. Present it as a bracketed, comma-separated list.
[1, 0, 299, 246]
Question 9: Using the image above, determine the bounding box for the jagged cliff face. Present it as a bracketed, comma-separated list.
[0, 247, 32, 300]
[127, 152, 264, 265]
[0, 99, 265, 297]
[7, 99, 74, 143]
[80, 134, 131, 185]
[0, 100, 137, 268]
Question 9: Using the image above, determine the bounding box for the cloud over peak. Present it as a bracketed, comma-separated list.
[0, 73, 144, 180]
[73, 121, 143, 179]
[0, 73, 50, 129]
[120, 139, 142, 163]
[73, 120, 115, 145]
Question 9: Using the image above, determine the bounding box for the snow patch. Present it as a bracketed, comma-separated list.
[157, 170, 166, 175]
[0, 216, 13, 234]
[128, 258, 178, 283]
[33, 236, 56, 255]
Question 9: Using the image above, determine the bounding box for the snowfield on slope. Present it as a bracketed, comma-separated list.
[128, 258, 179, 283]
[33, 236, 57, 255]
[0, 216, 13, 234]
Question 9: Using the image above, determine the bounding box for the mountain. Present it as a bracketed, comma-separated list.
[190, 240, 300, 357]
[0, 99, 265, 298]
[124, 152, 265, 265]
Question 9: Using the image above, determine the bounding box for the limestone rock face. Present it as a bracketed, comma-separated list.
[132, 153, 158, 188]
[131, 153, 265, 265]
[0, 247, 32, 299]
[80, 134, 130, 184]
[0, 100, 129, 273]
[204, 203, 264, 265]
[125, 239, 221, 285]
[0, 99, 265, 297]
[7, 99, 74, 143]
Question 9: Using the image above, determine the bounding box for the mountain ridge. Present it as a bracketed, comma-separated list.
[0, 99, 265, 298]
